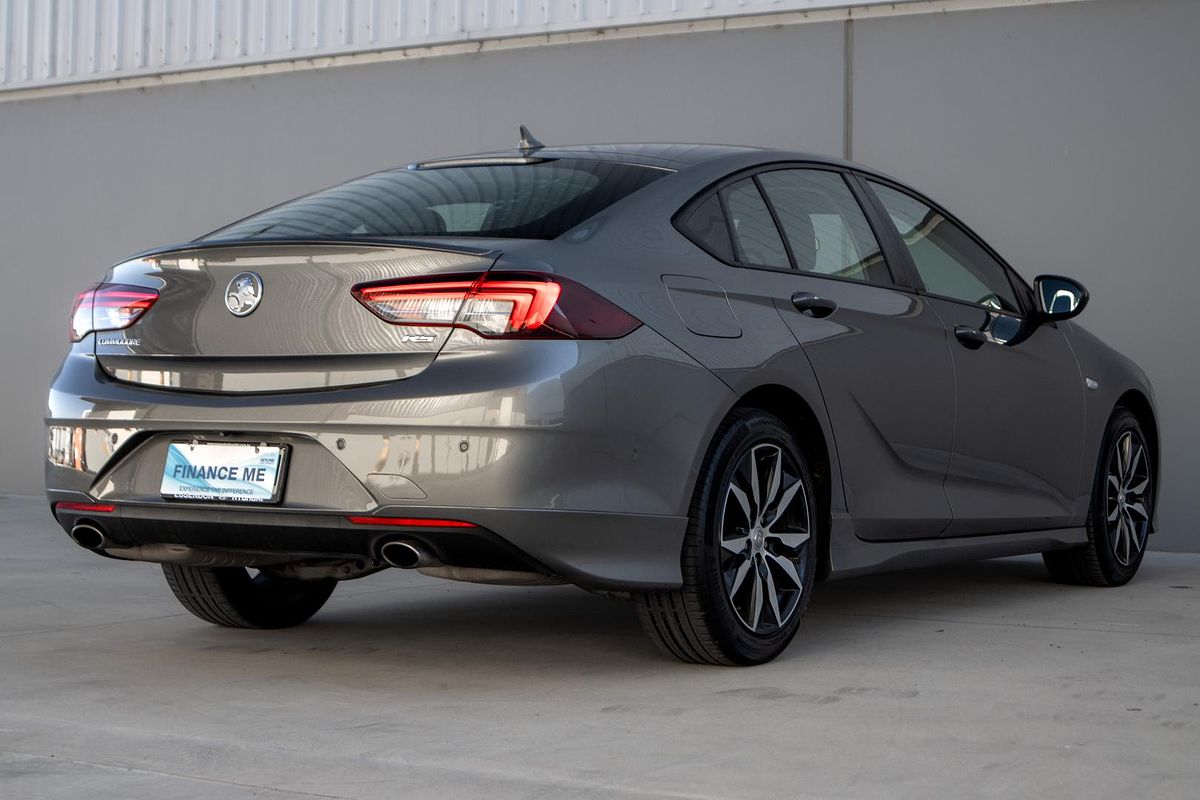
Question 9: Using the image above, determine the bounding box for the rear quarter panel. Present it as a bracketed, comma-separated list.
[504, 157, 849, 520]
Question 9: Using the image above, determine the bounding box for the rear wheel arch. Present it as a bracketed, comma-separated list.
[722, 385, 834, 579]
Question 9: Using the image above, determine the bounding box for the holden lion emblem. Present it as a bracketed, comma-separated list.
[225, 272, 263, 317]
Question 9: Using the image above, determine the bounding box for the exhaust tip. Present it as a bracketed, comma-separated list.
[380, 540, 429, 569]
[69, 523, 107, 550]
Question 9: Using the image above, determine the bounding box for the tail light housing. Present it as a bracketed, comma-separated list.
[351, 272, 641, 339]
[70, 283, 159, 342]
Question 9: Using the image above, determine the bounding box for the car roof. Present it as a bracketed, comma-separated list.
[417, 142, 862, 169]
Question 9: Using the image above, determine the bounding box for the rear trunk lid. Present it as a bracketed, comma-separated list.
[96, 241, 498, 393]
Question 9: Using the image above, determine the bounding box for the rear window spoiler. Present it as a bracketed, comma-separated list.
[128, 237, 502, 263]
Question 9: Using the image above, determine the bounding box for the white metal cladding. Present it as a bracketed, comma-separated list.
[0, 0, 905, 91]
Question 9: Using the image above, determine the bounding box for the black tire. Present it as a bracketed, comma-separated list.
[162, 564, 336, 629]
[1043, 408, 1153, 586]
[635, 409, 818, 665]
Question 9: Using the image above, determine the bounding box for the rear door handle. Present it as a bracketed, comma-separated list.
[954, 325, 988, 350]
[791, 292, 838, 319]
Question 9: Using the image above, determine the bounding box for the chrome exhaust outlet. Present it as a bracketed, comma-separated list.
[69, 523, 107, 550]
[379, 540, 435, 569]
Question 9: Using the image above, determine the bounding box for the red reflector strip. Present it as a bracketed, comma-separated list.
[345, 515, 477, 528]
[55, 502, 116, 513]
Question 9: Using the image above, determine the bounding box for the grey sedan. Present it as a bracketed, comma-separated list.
[46, 134, 1158, 664]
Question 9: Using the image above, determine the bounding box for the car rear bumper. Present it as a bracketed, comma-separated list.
[48, 499, 687, 589]
[46, 326, 731, 589]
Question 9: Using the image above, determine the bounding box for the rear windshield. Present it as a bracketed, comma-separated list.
[204, 159, 669, 241]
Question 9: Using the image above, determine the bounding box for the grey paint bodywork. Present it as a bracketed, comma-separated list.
[45, 145, 1157, 589]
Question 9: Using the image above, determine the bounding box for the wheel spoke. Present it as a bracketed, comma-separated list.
[1127, 513, 1144, 554]
[1110, 514, 1124, 555]
[749, 452, 761, 521]
[728, 483, 753, 525]
[1118, 433, 1132, 478]
[1127, 476, 1149, 496]
[748, 564, 764, 631]
[766, 551, 804, 591]
[768, 531, 811, 550]
[1107, 474, 1121, 492]
[766, 481, 802, 531]
[729, 558, 753, 596]
[1128, 445, 1144, 484]
[1120, 515, 1133, 563]
[763, 448, 782, 511]
[763, 564, 783, 627]
[1126, 501, 1149, 520]
[1107, 504, 1120, 522]
[722, 534, 750, 554]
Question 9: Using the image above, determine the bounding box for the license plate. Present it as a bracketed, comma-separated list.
[161, 441, 288, 504]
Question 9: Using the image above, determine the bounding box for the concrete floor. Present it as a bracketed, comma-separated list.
[1, 496, 1197, 799]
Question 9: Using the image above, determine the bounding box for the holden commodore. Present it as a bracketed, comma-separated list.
[46, 132, 1158, 664]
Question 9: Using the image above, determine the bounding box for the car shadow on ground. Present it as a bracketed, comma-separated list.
[124, 554, 1161, 682]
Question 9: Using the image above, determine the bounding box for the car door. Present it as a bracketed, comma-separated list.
[861, 178, 1085, 536]
[722, 167, 956, 541]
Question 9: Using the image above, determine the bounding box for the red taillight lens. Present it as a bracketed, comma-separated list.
[351, 272, 640, 339]
[69, 283, 159, 342]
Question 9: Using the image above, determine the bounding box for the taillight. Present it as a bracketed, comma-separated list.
[351, 272, 641, 339]
[70, 283, 159, 342]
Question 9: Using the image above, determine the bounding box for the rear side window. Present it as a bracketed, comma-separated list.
[675, 194, 735, 262]
[721, 179, 790, 269]
[757, 170, 891, 286]
[205, 159, 668, 241]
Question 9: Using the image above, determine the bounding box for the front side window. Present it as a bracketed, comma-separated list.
[867, 181, 1020, 313]
[720, 179, 791, 270]
[757, 170, 891, 285]
[205, 159, 668, 241]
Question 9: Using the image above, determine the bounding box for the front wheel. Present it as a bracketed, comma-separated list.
[1043, 408, 1154, 586]
[162, 564, 336, 629]
[636, 409, 818, 665]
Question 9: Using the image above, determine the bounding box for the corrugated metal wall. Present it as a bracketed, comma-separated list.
[0, 0, 901, 90]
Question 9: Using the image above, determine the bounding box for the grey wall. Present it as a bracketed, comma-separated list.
[1, 0, 1196, 549]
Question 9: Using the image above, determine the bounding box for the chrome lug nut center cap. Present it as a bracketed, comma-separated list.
[751, 527, 766, 551]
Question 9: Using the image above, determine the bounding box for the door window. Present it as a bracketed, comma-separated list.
[720, 179, 790, 270]
[758, 170, 891, 285]
[867, 181, 1021, 313]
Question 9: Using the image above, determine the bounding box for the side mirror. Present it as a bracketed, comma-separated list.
[1035, 274, 1089, 322]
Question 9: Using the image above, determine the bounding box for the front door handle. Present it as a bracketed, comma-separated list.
[954, 325, 988, 350]
[791, 292, 838, 319]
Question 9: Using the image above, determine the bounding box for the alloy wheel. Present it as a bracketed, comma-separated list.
[1105, 429, 1152, 567]
[719, 443, 812, 634]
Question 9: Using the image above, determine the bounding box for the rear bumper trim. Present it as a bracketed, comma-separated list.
[49, 500, 687, 590]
